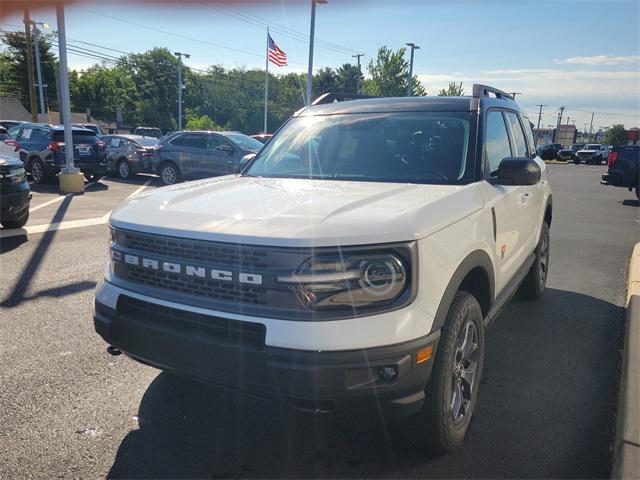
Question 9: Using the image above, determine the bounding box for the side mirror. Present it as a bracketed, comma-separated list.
[236, 153, 256, 174]
[495, 157, 541, 186]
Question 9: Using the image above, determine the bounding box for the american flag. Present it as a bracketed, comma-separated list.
[268, 34, 287, 67]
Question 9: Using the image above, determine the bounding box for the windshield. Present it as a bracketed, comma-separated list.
[585, 144, 600, 149]
[226, 133, 263, 152]
[246, 112, 474, 185]
[133, 137, 159, 147]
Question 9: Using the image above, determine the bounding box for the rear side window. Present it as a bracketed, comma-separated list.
[485, 111, 512, 175]
[170, 134, 206, 149]
[505, 112, 528, 157]
[522, 117, 536, 157]
[53, 131, 98, 144]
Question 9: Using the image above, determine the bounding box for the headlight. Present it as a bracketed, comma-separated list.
[4, 167, 26, 184]
[278, 252, 409, 310]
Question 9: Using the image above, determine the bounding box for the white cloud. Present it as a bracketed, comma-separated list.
[555, 55, 640, 66]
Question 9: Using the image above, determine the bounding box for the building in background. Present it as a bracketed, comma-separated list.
[556, 124, 577, 147]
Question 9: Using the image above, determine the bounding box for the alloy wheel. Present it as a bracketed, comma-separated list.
[161, 165, 177, 185]
[538, 230, 549, 286]
[450, 320, 479, 422]
[118, 161, 130, 179]
[31, 160, 43, 184]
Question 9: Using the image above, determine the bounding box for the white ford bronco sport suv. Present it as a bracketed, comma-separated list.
[94, 85, 552, 452]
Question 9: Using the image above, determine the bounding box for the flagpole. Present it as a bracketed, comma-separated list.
[264, 27, 269, 134]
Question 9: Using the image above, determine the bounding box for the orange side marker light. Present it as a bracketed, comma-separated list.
[416, 346, 433, 364]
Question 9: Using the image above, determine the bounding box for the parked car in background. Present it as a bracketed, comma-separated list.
[133, 127, 163, 139]
[0, 144, 31, 228]
[575, 144, 609, 164]
[12, 123, 107, 184]
[153, 131, 263, 185]
[250, 133, 273, 144]
[73, 123, 104, 136]
[557, 143, 584, 161]
[0, 120, 25, 131]
[102, 134, 159, 179]
[0, 126, 12, 141]
[601, 145, 640, 199]
[537, 143, 563, 160]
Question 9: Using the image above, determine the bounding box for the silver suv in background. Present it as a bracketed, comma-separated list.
[152, 131, 263, 185]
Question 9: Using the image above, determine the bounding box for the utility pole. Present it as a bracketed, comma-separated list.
[588, 112, 595, 142]
[535, 104, 546, 144]
[352, 53, 364, 95]
[174, 52, 190, 130]
[405, 42, 420, 96]
[31, 21, 48, 121]
[307, 0, 327, 106]
[23, 8, 38, 122]
[554, 106, 565, 142]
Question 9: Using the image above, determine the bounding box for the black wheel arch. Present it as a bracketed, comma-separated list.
[429, 250, 495, 334]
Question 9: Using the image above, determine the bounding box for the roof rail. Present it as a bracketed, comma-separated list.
[311, 92, 376, 106]
[472, 84, 514, 100]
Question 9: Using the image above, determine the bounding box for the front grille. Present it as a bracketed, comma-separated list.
[119, 230, 269, 268]
[117, 263, 267, 305]
[118, 296, 266, 348]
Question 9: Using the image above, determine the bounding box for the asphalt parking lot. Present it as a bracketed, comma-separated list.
[0, 164, 637, 479]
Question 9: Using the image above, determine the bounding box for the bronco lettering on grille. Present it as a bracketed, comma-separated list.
[112, 251, 263, 285]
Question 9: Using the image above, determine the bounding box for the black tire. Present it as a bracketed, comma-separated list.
[518, 222, 550, 300]
[84, 173, 98, 182]
[116, 158, 132, 179]
[29, 158, 48, 184]
[635, 187, 639, 201]
[2, 209, 29, 229]
[573, 158, 581, 165]
[159, 162, 181, 186]
[405, 291, 485, 453]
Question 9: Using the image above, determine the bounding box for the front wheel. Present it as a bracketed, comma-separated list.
[573, 158, 581, 165]
[635, 187, 639, 201]
[518, 222, 550, 300]
[405, 291, 485, 453]
[2, 209, 29, 229]
[29, 158, 47, 184]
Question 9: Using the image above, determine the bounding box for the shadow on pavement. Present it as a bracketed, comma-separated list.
[103, 174, 158, 186]
[0, 234, 28, 254]
[1, 195, 73, 307]
[107, 288, 624, 479]
[621, 199, 639, 207]
[26, 280, 97, 300]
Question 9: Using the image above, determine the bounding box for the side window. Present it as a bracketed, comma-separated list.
[108, 137, 120, 147]
[19, 128, 33, 141]
[178, 134, 206, 149]
[505, 112, 528, 157]
[522, 117, 536, 157]
[485, 111, 512, 175]
[169, 134, 185, 147]
[206, 135, 223, 150]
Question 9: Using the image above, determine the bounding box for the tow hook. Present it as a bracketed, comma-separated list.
[107, 346, 122, 356]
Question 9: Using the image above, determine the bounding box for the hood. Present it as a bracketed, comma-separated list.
[110, 176, 483, 247]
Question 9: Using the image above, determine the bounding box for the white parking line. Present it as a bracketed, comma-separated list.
[29, 180, 98, 213]
[0, 216, 108, 239]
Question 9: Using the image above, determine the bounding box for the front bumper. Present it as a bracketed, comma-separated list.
[1, 183, 31, 220]
[94, 283, 439, 420]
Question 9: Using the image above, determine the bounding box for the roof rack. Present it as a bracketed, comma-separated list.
[471, 84, 514, 100]
[311, 92, 376, 106]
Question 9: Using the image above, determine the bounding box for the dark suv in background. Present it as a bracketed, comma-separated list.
[1, 137, 31, 228]
[602, 145, 640, 199]
[11, 123, 107, 184]
[152, 131, 263, 185]
[557, 143, 584, 161]
[537, 143, 563, 160]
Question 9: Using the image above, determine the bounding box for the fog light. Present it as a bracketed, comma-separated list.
[379, 365, 397, 380]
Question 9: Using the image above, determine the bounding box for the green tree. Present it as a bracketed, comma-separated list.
[437, 81, 464, 96]
[313, 67, 339, 96]
[336, 63, 362, 94]
[0, 31, 58, 112]
[362, 46, 426, 97]
[605, 124, 628, 147]
[70, 64, 139, 125]
[185, 111, 220, 130]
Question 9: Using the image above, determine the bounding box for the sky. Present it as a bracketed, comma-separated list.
[2, 0, 639, 130]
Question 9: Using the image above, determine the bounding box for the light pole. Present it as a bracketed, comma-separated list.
[174, 51, 190, 130]
[306, 0, 327, 106]
[405, 42, 420, 97]
[352, 53, 364, 95]
[31, 20, 49, 121]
